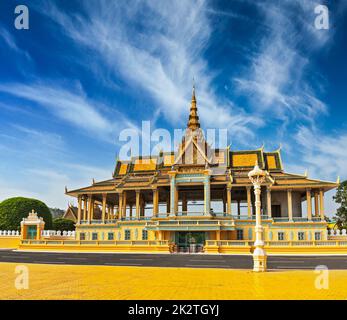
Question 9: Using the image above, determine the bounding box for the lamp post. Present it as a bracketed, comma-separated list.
[248, 161, 267, 272]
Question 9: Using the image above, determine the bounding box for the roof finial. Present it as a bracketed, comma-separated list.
[187, 81, 200, 131]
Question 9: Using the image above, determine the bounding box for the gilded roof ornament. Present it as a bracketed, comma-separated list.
[187, 84, 200, 131]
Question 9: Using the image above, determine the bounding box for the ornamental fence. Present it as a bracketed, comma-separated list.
[0, 230, 20, 236]
[42, 230, 76, 238]
[0, 230, 76, 238]
[328, 229, 347, 236]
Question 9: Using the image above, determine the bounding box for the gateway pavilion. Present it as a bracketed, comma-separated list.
[65, 88, 338, 253]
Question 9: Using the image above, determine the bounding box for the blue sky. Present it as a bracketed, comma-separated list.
[0, 0, 346, 213]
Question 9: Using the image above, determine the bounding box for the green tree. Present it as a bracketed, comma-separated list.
[333, 180, 347, 229]
[52, 218, 75, 231]
[0, 197, 53, 231]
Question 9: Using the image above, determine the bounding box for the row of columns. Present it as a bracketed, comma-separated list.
[77, 194, 116, 224]
[76, 187, 326, 223]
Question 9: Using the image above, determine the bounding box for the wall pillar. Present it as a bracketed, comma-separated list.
[266, 188, 272, 218]
[319, 189, 325, 220]
[227, 186, 232, 215]
[246, 187, 252, 218]
[306, 189, 312, 221]
[287, 189, 293, 221]
[101, 193, 106, 223]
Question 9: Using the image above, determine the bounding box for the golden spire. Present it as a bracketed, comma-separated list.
[187, 84, 200, 131]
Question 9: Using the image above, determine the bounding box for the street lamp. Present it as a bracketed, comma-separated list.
[248, 160, 267, 272]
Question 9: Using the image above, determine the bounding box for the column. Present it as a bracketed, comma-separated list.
[287, 189, 293, 221]
[87, 195, 93, 223]
[227, 186, 232, 215]
[118, 192, 123, 220]
[91, 198, 95, 222]
[153, 188, 159, 217]
[122, 191, 127, 218]
[77, 195, 82, 224]
[170, 175, 176, 216]
[106, 205, 110, 220]
[319, 189, 325, 220]
[83, 196, 87, 221]
[314, 191, 319, 217]
[174, 187, 179, 214]
[266, 188, 272, 218]
[204, 176, 211, 215]
[136, 190, 141, 219]
[101, 193, 106, 223]
[216, 230, 221, 241]
[246, 187, 252, 218]
[129, 205, 133, 218]
[306, 189, 312, 221]
[166, 193, 170, 216]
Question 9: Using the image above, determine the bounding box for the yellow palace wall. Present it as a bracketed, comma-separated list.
[74, 221, 328, 242]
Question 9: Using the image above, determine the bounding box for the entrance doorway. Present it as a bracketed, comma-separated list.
[27, 225, 37, 239]
[175, 232, 205, 253]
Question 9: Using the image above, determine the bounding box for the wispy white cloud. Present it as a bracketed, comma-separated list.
[0, 82, 136, 143]
[0, 124, 112, 208]
[233, 0, 333, 122]
[37, 0, 262, 140]
[0, 25, 31, 60]
[294, 126, 347, 181]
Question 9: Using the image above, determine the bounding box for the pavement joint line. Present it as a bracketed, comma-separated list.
[32, 261, 66, 264]
[56, 257, 88, 260]
[276, 266, 313, 269]
[270, 261, 306, 263]
[104, 263, 143, 266]
[119, 258, 153, 261]
[184, 264, 232, 268]
[189, 260, 227, 262]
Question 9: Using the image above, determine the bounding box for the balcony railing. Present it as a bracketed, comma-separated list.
[206, 240, 347, 247]
[79, 214, 325, 225]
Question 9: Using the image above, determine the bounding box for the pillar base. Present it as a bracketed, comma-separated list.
[253, 247, 267, 272]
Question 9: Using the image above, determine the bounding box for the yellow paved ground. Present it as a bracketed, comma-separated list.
[0, 262, 346, 300]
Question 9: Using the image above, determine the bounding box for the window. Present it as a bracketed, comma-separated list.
[298, 232, 305, 240]
[80, 233, 85, 241]
[278, 232, 285, 241]
[125, 230, 131, 240]
[108, 232, 114, 240]
[236, 230, 243, 240]
[92, 232, 98, 240]
[142, 230, 148, 240]
[314, 232, 321, 241]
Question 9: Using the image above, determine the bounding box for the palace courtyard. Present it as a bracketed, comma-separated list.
[1, 262, 347, 300]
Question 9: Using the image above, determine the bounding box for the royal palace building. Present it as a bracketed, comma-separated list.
[64, 88, 339, 254]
